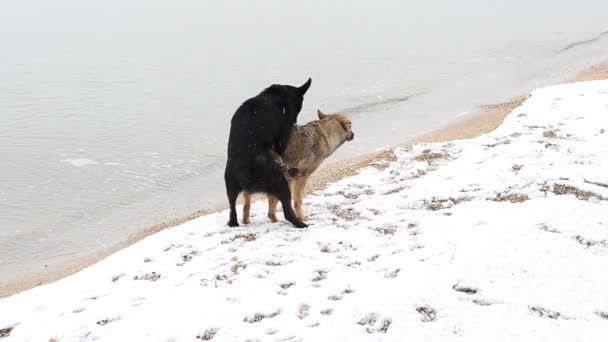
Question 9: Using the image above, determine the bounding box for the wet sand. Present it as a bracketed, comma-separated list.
[2, 60, 608, 299]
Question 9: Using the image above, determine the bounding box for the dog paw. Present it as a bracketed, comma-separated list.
[292, 220, 308, 228]
[227, 220, 240, 227]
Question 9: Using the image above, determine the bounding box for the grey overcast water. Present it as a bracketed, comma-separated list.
[1, 0, 608, 284]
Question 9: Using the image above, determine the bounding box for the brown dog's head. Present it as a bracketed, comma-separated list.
[317, 109, 354, 142]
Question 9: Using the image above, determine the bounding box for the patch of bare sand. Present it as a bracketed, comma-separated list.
[568, 61, 608, 82]
[3, 59, 608, 299]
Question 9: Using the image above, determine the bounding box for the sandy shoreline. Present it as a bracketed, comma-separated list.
[2, 60, 608, 299]
[306, 60, 608, 194]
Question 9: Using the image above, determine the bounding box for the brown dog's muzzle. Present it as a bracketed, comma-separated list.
[347, 132, 354, 141]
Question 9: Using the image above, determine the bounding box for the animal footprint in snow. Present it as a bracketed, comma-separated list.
[472, 298, 500, 306]
[283, 235, 301, 243]
[573, 235, 608, 248]
[369, 208, 382, 215]
[338, 240, 357, 251]
[297, 304, 310, 319]
[96, 316, 120, 326]
[0, 326, 14, 338]
[203, 231, 218, 238]
[372, 224, 396, 235]
[133, 272, 161, 281]
[280, 282, 295, 290]
[178, 250, 199, 266]
[391, 248, 405, 255]
[346, 260, 361, 267]
[342, 287, 355, 295]
[229, 232, 257, 242]
[328, 205, 361, 221]
[356, 313, 391, 334]
[230, 261, 247, 274]
[320, 308, 333, 316]
[312, 270, 328, 282]
[265, 328, 279, 335]
[384, 268, 401, 279]
[377, 319, 391, 333]
[537, 223, 560, 233]
[452, 283, 478, 295]
[595, 311, 608, 320]
[265, 260, 290, 267]
[243, 309, 282, 323]
[409, 244, 424, 251]
[196, 328, 218, 340]
[327, 294, 343, 301]
[416, 305, 437, 322]
[131, 297, 146, 307]
[318, 242, 336, 253]
[252, 269, 270, 279]
[111, 273, 126, 282]
[163, 243, 183, 252]
[201, 273, 233, 286]
[529, 306, 564, 319]
[83, 294, 105, 301]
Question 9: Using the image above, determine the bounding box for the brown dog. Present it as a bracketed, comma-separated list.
[242, 110, 354, 224]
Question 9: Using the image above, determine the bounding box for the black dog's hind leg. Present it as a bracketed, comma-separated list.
[225, 178, 241, 227]
[273, 173, 308, 228]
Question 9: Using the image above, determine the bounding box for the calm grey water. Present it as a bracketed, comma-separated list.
[1, 0, 608, 284]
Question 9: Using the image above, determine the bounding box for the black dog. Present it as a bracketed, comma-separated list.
[224, 78, 312, 228]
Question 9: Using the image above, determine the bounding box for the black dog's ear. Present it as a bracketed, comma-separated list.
[298, 78, 312, 95]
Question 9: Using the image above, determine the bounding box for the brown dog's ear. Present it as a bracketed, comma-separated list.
[299, 78, 312, 95]
[317, 109, 327, 119]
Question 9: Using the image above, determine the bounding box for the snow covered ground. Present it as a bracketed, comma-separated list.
[2, 80, 608, 341]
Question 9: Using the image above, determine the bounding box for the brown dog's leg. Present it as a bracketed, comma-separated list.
[293, 177, 308, 220]
[242, 192, 251, 224]
[267, 195, 279, 222]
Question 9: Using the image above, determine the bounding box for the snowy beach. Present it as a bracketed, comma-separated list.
[3, 0, 608, 285]
[1, 79, 607, 341]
